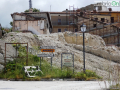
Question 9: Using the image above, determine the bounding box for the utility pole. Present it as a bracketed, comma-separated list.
[29, 0, 32, 9]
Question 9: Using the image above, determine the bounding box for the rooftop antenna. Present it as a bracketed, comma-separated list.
[29, 0, 32, 9]
[50, 5, 51, 12]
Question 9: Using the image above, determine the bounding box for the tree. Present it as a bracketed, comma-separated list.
[1, 27, 4, 30]
[33, 8, 40, 12]
[24, 10, 29, 12]
[24, 8, 40, 12]
[10, 22, 13, 26]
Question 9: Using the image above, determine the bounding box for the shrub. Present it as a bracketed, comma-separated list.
[0, 46, 101, 80]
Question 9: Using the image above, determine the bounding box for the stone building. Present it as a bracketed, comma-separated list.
[11, 10, 52, 35]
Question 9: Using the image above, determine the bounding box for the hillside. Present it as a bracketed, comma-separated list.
[0, 32, 120, 79]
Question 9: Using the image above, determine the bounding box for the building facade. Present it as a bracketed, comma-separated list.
[49, 11, 78, 33]
[11, 12, 52, 35]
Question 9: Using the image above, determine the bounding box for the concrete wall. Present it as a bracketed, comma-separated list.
[28, 13, 51, 29]
[51, 15, 76, 25]
[14, 15, 26, 20]
[52, 27, 77, 33]
[14, 20, 45, 35]
[99, 12, 120, 23]
[91, 15, 111, 22]
[50, 13, 78, 33]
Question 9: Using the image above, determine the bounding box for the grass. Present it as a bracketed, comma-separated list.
[0, 45, 101, 81]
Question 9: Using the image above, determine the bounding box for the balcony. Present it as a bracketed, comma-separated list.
[52, 21, 77, 26]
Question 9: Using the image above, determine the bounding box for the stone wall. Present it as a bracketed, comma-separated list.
[64, 32, 105, 47]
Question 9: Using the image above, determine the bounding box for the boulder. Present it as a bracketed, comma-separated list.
[0, 39, 16, 70]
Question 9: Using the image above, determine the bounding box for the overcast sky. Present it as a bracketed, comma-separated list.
[0, 0, 120, 28]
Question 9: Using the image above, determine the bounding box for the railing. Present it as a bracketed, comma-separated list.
[52, 21, 77, 25]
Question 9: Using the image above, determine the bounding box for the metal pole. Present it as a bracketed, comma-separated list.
[83, 32, 86, 72]
[51, 57, 52, 70]
[26, 43, 28, 66]
[61, 54, 62, 71]
[73, 54, 74, 74]
[15, 44, 17, 69]
[118, 28, 120, 46]
[4, 43, 6, 72]
[76, 34, 77, 45]
[40, 57, 41, 69]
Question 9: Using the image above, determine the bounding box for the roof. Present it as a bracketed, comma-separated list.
[49, 12, 79, 14]
[11, 12, 52, 29]
[91, 11, 120, 13]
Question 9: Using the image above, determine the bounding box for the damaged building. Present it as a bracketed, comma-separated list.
[11, 9, 52, 35]
[11, 3, 120, 46]
[49, 11, 78, 33]
[77, 4, 120, 46]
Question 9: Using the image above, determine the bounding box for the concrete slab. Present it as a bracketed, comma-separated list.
[0, 81, 110, 90]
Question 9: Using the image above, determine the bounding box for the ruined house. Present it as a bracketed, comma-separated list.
[11, 9, 52, 35]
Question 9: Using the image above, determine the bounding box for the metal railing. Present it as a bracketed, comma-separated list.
[52, 21, 77, 25]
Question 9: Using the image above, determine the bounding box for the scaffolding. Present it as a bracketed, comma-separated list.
[78, 10, 120, 46]
[68, 5, 78, 32]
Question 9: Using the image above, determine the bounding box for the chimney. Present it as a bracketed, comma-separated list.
[76, 9, 80, 12]
[29, 8, 33, 13]
[93, 10, 96, 13]
[108, 8, 112, 12]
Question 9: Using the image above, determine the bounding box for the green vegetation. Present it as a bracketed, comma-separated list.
[10, 22, 13, 26]
[0, 45, 101, 81]
[24, 8, 40, 12]
[1, 27, 4, 30]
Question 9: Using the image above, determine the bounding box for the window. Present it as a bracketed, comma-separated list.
[58, 19, 61, 22]
[19, 22, 21, 29]
[111, 17, 114, 23]
[93, 24, 96, 28]
[65, 29, 67, 32]
[58, 29, 61, 32]
[75, 29, 78, 32]
[101, 18, 105, 22]
[58, 19, 61, 25]
[95, 18, 98, 21]
[47, 24, 48, 28]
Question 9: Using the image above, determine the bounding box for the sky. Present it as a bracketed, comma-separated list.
[0, 0, 120, 28]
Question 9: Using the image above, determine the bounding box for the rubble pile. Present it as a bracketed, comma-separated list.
[0, 31, 120, 79]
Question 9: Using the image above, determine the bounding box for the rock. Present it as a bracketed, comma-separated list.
[1, 31, 120, 80]
[0, 53, 4, 65]
[0, 64, 4, 71]
[64, 31, 106, 47]
[0, 39, 16, 70]
[3, 32, 41, 47]
[74, 45, 120, 63]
